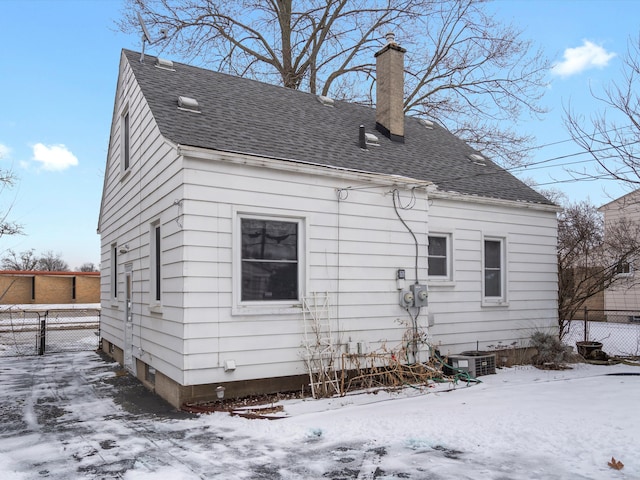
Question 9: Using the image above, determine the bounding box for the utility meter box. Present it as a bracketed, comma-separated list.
[399, 289, 414, 308]
[410, 284, 428, 307]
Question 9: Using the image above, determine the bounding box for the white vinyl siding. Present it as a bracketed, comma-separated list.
[178, 155, 429, 385]
[427, 197, 557, 353]
[99, 54, 186, 383]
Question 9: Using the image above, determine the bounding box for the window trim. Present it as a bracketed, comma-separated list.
[427, 232, 453, 282]
[233, 209, 306, 315]
[111, 243, 118, 303]
[121, 107, 131, 175]
[149, 219, 162, 312]
[482, 235, 508, 306]
[614, 260, 633, 278]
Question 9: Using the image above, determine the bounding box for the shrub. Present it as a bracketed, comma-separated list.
[530, 331, 572, 366]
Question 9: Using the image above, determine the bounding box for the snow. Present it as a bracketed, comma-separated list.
[0, 351, 638, 479]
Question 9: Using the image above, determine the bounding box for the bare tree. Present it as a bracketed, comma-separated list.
[564, 34, 640, 187]
[0, 151, 22, 240]
[78, 262, 99, 272]
[557, 201, 640, 339]
[122, 0, 549, 166]
[1, 249, 39, 271]
[37, 251, 70, 272]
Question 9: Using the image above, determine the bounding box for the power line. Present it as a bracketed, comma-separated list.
[511, 124, 637, 156]
[509, 139, 640, 173]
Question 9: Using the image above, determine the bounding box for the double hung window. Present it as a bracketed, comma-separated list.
[483, 237, 506, 302]
[241, 218, 299, 302]
[428, 234, 450, 279]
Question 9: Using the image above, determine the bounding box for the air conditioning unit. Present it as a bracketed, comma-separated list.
[444, 352, 496, 377]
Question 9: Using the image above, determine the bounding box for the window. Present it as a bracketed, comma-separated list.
[71, 276, 76, 301]
[31, 276, 35, 301]
[240, 217, 299, 302]
[483, 237, 506, 302]
[122, 109, 130, 172]
[428, 234, 451, 279]
[615, 260, 633, 277]
[111, 244, 118, 299]
[150, 221, 162, 303]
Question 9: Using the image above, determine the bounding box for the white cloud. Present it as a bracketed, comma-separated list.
[31, 143, 79, 171]
[552, 40, 616, 78]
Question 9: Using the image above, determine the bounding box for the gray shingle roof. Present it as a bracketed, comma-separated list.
[123, 49, 552, 205]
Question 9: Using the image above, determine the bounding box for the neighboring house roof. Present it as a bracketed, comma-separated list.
[598, 188, 640, 211]
[122, 49, 552, 205]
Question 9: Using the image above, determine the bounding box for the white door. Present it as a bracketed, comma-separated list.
[123, 266, 135, 374]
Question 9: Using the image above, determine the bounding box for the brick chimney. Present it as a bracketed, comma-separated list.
[375, 32, 406, 143]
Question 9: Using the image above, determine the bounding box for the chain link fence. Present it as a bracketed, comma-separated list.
[564, 309, 640, 359]
[0, 308, 100, 357]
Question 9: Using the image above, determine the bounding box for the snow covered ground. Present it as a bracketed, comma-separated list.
[0, 351, 638, 479]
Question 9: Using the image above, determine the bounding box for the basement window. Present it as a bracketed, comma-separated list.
[145, 364, 156, 384]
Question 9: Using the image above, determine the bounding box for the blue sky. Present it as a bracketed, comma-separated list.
[0, 0, 638, 270]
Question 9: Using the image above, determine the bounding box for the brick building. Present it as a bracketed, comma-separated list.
[0, 271, 100, 305]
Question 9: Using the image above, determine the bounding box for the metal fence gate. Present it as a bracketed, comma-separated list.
[0, 308, 100, 357]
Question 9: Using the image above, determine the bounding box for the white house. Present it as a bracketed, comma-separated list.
[98, 40, 558, 408]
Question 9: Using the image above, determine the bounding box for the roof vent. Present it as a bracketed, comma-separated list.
[178, 96, 200, 113]
[468, 153, 486, 166]
[155, 57, 175, 71]
[365, 132, 380, 146]
[317, 95, 335, 107]
[419, 119, 434, 129]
